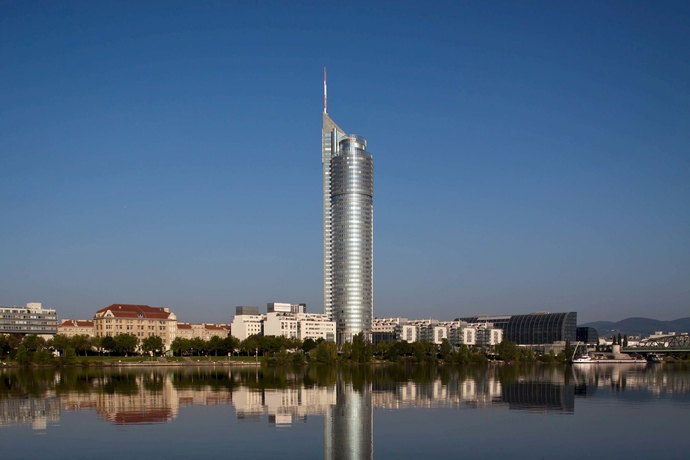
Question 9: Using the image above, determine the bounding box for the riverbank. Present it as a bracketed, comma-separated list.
[0, 356, 262, 368]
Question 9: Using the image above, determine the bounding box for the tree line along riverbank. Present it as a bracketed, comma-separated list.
[2, 332, 689, 368]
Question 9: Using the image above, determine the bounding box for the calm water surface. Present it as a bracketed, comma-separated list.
[1, 364, 689, 459]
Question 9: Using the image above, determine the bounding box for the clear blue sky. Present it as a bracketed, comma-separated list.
[1, 1, 688, 324]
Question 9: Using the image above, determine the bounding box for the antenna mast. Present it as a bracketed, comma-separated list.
[324, 66, 328, 114]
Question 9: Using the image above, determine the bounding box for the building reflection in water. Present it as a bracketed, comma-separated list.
[2, 364, 689, 437]
[325, 378, 373, 460]
[0, 396, 61, 429]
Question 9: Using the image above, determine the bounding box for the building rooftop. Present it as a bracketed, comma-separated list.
[60, 319, 94, 327]
[94, 304, 172, 320]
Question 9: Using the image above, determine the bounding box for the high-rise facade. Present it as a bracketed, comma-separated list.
[322, 70, 374, 344]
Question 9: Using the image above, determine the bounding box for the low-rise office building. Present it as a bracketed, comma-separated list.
[0, 302, 58, 337]
[264, 312, 335, 342]
[231, 306, 265, 341]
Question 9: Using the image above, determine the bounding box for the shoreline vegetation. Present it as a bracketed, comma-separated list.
[2, 333, 689, 369]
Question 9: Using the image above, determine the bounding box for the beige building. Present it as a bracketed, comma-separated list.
[176, 323, 230, 341]
[93, 304, 177, 351]
[58, 319, 95, 338]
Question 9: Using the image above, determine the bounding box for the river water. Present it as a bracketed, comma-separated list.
[1, 363, 689, 459]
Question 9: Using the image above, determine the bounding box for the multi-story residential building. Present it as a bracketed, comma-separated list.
[231, 306, 265, 341]
[93, 304, 177, 351]
[264, 312, 336, 342]
[372, 317, 408, 344]
[476, 327, 503, 347]
[58, 319, 95, 338]
[0, 302, 58, 337]
[322, 73, 374, 344]
[398, 324, 418, 343]
[176, 323, 229, 341]
[378, 317, 501, 348]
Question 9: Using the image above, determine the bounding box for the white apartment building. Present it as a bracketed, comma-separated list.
[372, 317, 407, 344]
[399, 324, 418, 343]
[264, 312, 335, 342]
[385, 318, 502, 348]
[230, 314, 265, 341]
[454, 325, 502, 347]
[461, 327, 476, 346]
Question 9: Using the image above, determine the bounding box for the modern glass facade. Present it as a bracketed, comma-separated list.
[576, 326, 599, 344]
[323, 111, 373, 344]
[322, 112, 346, 322]
[504, 313, 577, 345]
[456, 312, 577, 345]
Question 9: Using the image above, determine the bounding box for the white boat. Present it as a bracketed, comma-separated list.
[571, 353, 647, 364]
[570, 342, 646, 364]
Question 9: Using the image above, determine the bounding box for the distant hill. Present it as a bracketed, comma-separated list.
[580, 317, 690, 338]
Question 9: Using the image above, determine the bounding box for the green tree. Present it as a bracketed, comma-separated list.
[351, 333, 371, 363]
[101, 336, 116, 355]
[302, 338, 317, 354]
[375, 340, 389, 359]
[71, 334, 92, 356]
[170, 337, 190, 356]
[290, 350, 306, 366]
[190, 337, 206, 356]
[617, 333, 622, 347]
[240, 335, 260, 356]
[564, 340, 574, 361]
[47, 334, 72, 355]
[222, 336, 240, 356]
[623, 334, 628, 348]
[34, 349, 53, 364]
[61, 347, 77, 365]
[341, 341, 352, 362]
[0, 334, 9, 357]
[495, 340, 519, 362]
[141, 335, 164, 356]
[114, 333, 138, 355]
[312, 341, 338, 364]
[91, 335, 103, 356]
[16, 344, 32, 365]
[22, 334, 46, 352]
[440, 339, 452, 360]
[208, 336, 224, 356]
[413, 342, 426, 363]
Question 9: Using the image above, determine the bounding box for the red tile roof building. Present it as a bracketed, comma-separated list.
[93, 304, 177, 351]
[58, 319, 95, 338]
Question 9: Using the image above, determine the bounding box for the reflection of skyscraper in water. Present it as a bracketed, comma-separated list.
[325, 379, 373, 460]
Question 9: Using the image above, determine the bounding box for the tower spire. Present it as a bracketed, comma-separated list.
[324, 66, 328, 114]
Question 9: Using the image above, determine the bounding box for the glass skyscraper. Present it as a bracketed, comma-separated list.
[322, 77, 374, 344]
